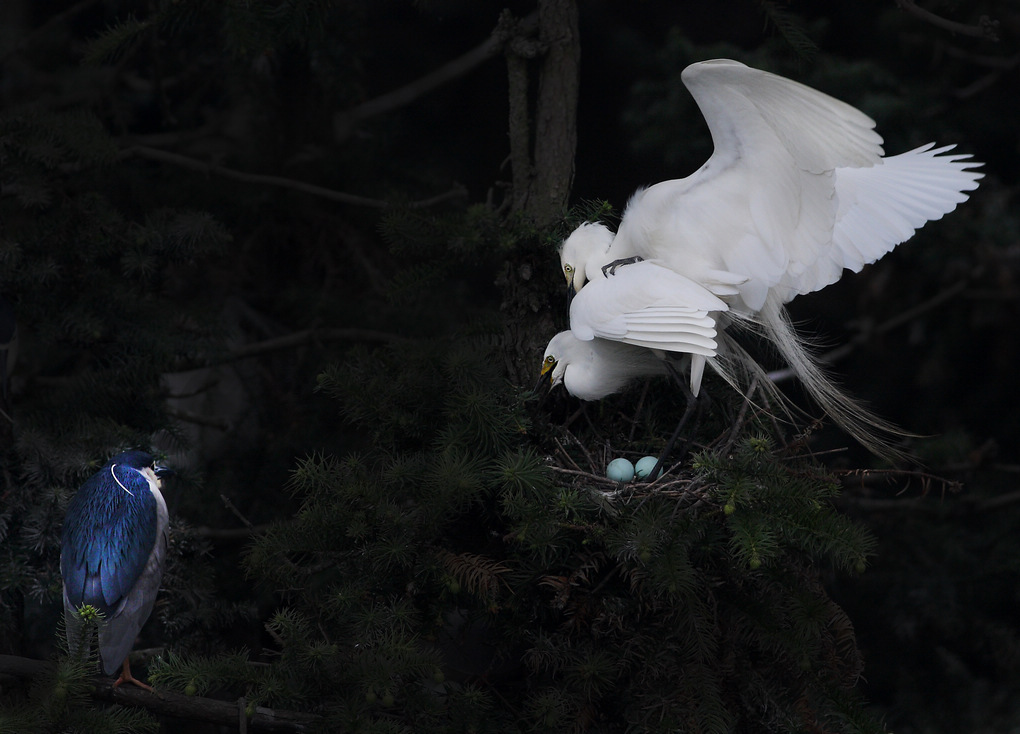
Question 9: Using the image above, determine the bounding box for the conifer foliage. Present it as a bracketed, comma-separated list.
[144, 329, 884, 732]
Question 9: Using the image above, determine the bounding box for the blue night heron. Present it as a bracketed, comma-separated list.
[60, 450, 171, 690]
[543, 59, 981, 461]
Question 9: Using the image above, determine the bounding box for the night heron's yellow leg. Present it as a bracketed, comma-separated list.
[113, 657, 154, 692]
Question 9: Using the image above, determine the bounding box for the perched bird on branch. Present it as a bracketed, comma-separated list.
[61, 450, 172, 691]
[543, 59, 982, 459]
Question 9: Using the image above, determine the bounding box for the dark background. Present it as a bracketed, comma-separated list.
[1, 1, 1018, 731]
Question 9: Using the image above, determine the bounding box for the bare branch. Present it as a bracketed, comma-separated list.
[168, 327, 410, 372]
[165, 407, 231, 431]
[221, 493, 255, 529]
[223, 327, 409, 362]
[122, 145, 466, 208]
[896, 0, 999, 41]
[333, 12, 536, 139]
[975, 489, 1020, 511]
[768, 278, 969, 383]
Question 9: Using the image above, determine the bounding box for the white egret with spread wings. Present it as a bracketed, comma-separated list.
[542, 59, 982, 460]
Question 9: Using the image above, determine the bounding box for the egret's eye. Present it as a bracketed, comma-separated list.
[564, 264, 574, 275]
[544, 355, 555, 365]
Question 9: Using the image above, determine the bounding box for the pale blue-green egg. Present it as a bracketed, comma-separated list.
[606, 458, 635, 483]
[634, 455, 662, 479]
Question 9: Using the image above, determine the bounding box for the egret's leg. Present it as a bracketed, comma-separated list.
[645, 395, 701, 482]
[600, 256, 644, 278]
[644, 362, 704, 482]
[113, 656, 155, 692]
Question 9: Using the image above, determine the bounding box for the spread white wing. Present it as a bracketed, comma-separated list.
[776, 143, 982, 302]
[614, 60, 979, 313]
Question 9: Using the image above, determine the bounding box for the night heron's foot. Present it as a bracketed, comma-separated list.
[113, 658, 158, 694]
[601, 256, 643, 277]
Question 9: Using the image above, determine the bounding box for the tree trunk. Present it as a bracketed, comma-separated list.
[505, 0, 579, 227]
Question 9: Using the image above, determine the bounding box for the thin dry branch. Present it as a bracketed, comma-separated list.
[767, 278, 970, 383]
[165, 406, 231, 431]
[220, 493, 255, 529]
[835, 466, 963, 495]
[169, 327, 410, 372]
[838, 469, 1020, 513]
[896, 0, 999, 41]
[122, 145, 466, 208]
[224, 327, 410, 361]
[333, 12, 537, 140]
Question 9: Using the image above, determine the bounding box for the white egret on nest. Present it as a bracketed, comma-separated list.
[544, 59, 982, 460]
[542, 330, 669, 401]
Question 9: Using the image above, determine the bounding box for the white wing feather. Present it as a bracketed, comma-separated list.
[610, 60, 888, 312]
[548, 60, 982, 458]
[776, 143, 982, 301]
[569, 261, 728, 393]
[681, 59, 884, 173]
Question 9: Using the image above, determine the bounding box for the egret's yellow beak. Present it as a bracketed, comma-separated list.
[540, 357, 557, 379]
[563, 263, 579, 293]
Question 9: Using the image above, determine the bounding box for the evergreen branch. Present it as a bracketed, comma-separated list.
[121, 145, 467, 208]
[436, 549, 512, 600]
[0, 655, 320, 732]
[82, 15, 152, 64]
[895, 0, 999, 41]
